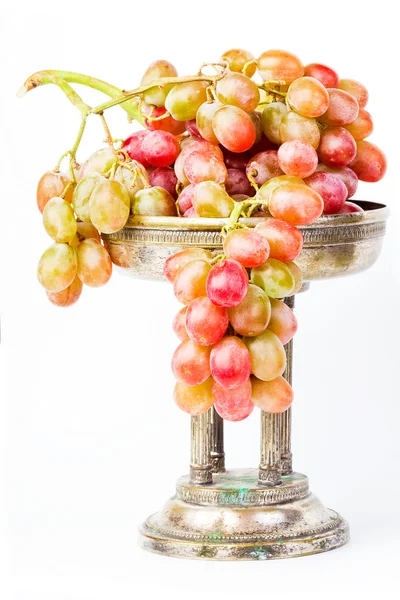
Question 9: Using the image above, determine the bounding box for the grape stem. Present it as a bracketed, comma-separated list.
[221, 199, 263, 237]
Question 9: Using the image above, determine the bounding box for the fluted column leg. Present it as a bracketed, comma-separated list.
[190, 409, 213, 484]
[258, 411, 282, 485]
[210, 408, 225, 473]
[281, 296, 295, 475]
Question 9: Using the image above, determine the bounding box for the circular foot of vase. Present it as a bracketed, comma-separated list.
[138, 468, 349, 560]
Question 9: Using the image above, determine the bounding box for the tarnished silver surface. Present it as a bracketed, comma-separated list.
[190, 411, 212, 484]
[281, 296, 295, 476]
[210, 408, 225, 473]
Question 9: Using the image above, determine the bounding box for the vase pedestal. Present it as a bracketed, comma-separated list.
[139, 469, 349, 560]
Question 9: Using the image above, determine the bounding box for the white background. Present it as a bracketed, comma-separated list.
[1, 1, 399, 598]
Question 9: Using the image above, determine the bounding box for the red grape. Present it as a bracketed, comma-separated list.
[268, 298, 298, 344]
[183, 207, 199, 217]
[172, 339, 211, 385]
[225, 168, 255, 196]
[212, 105, 256, 153]
[228, 284, 271, 337]
[255, 218, 303, 262]
[251, 376, 293, 413]
[246, 150, 283, 185]
[243, 330, 286, 381]
[349, 141, 387, 182]
[339, 79, 368, 108]
[173, 259, 212, 304]
[269, 183, 324, 225]
[142, 105, 186, 135]
[149, 167, 178, 199]
[316, 164, 358, 199]
[318, 127, 357, 167]
[304, 63, 339, 88]
[122, 131, 150, 166]
[175, 139, 224, 184]
[319, 89, 359, 126]
[287, 76, 329, 117]
[46, 275, 82, 307]
[223, 228, 270, 268]
[210, 336, 251, 389]
[185, 119, 201, 138]
[186, 296, 228, 346]
[183, 150, 227, 185]
[141, 130, 180, 168]
[222, 149, 251, 170]
[174, 378, 214, 415]
[173, 306, 189, 341]
[177, 184, 195, 214]
[345, 108, 373, 141]
[257, 50, 304, 84]
[305, 171, 347, 214]
[278, 140, 318, 178]
[339, 201, 363, 214]
[164, 248, 212, 283]
[37, 171, 73, 213]
[206, 259, 249, 307]
[213, 379, 254, 422]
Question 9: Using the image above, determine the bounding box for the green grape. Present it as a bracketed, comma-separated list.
[251, 259, 295, 298]
[216, 72, 260, 113]
[79, 147, 116, 179]
[165, 81, 208, 121]
[37, 243, 77, 293]
[196, 102, 219, 144]
[43, 196, 77, 243]
[261, 102, 288, 144]
[133, 186, 177, 216]
[279, 111, 320, 149]
[286, 261, 303, 295]
[258, 175, 305, 205]
[220, 49, 256, 76]
[73, 172, 104, 222]
[243, 330, 286, 381]
[192, 181, 234, 217]
[114, 162, 149, 201]
[89, 179, 130, 233]
[141, 59, 178, 107]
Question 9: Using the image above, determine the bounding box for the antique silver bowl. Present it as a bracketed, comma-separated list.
[103, 200, 388, 560]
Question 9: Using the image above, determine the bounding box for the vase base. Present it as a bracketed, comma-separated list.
[139, 468, 349, 560]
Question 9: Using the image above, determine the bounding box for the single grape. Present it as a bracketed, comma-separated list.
[177, 184, 195, 214]
[115, 162, 149, 201]
[79, 147, 116, 179]
[183, 207, 199, 217]
[72, 222, 101, 245]
[213, 379, 254, 422]
[43, 196, 77, 243]
[287, 76, 329, 117]
[318, 127, 357, 167]
[339, 202, 364, 214]
[261, 102, 288, 145]
[268, 298, 298, 344]
[304, 171, 347, 214]
[89, 179, 130, 233]
[304, 63, 339, 88]
[257, 50, 304, 83]
[164, 248, 212, 283]
[286, 261, 303, 295]
[246, 150, 283, 185]
[223, 229, 270, 268]
[344, 108, 373, 141]
[37, 243, 77, 292]
[349, 141, 387, 182]
[76, 239, 112, 287]
[210, 336, 251, 389]
[173, 259, 212, 304]
[254, 218, 303, 262]
[225, 168, 255, 196]
[184, 150, 227, 185]
[216, 72, 260, 114]
[222, 149, 252, 170]
[319, 89, 359, 126]
[165, 81, 209, 121]
[133, 186, 177, 216]
[46, 275, 83, 307]
[141, 130, 179, 168]
[149, 167, 178, 199]
[192, 181, 234, 217]
[316, 164, 358, 199]
[185, 119, 201, 138]
[173, 306, 189, 341]
[243, 330, 286, 381]
[186, 296, 228, 346]
[251, 258, 295, 298]
[258, 175, 305, 205]
[221, 48, 256, 76]
[122, 131, 150, 167]
[278, 140, 318, 178]
[37, 171, 73, 213]
[269, 182, 324, 225]
[142, 105, 186, 135]
[212, 105, 256, 152]
[228, 284, 271, 337]
[206, 259, 249, 307]
[196, 102, 220, 144]
[175, 139, 224, 184]
[279, 111, 320, 148]
[250, 112, 263, 143]
[251, 376, 293, 412]
[339, 79, 368, 108]
[174, 378, 214, 415]
[141, 59, 178, 107]
[172, 339, 211, 385]
[73, 173, 104, 222]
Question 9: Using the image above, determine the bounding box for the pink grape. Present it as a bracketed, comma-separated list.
[76, 239, 112, 287]
[339, 202, 363, 214]
[177, 184, 195, 214]
[74, 222, 101, 244]
[243, 330, 286, 381]
[210, 336, 251, 389]
[339, 79, 368, 108]
[185, 119, 201, 138]
[175, 140, 224, 184]
[319, 89, 359, 126]
[257, 50, 304, 84]
[225, 168, 255, 196]
[212, 105, 256, 153]
[141, 131, 179, 168]
[174, 378, 215, 415]
[268, 298, 298, 344]
[213, 379, 254, 422]
[184, 207, 199, 217]
[269, 182, 324, 225]
[251, 376, 293, 413]
[345, 108, 373, 141]
[192, 181, 234, 217]
[349, 141, 387, 182]
[149, 167, 178, 199]
[278, 140, 318, 178]
[287, 76, 329, 117]
[133, 186, 177, 216]
[304, 172, 347, 214]
[223, 228, 270, 268]
[173, 306, 189, 341]
[258, 175, 305, 205]
[37, 171, 73, 213]
[221, 48, 257, 76]
[316, 164, 358, 199]
[216, 72, 260, 114]
[279, 111, 320, 148]
[142, 105, 186, 135]
[172, 339, 211, 385]
[228, 284, 271, 337]
[318, 127, 357, 167]
[255, 218, 303, 262]
[261, 102, 287, 145]
[206, 259, 249, 307]
[251, 258, 295, 298]
[164, 248, 212, 283]
[122, 131, 150, 167]
[196, 102, 220, 144]
[246, 150, 283, 185]
[186, 296, 228, 346]
[37, 243, 77, 293]
[46, 275, 83, 307]
[304, 63, 339, 88]
[183, 150, 227, 185]
[173, 259, 212, 304]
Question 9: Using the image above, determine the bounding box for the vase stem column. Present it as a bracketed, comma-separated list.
[210, 408, 225, 473]
[190, 409, 213, 484]
[281, 296, 295, 475]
